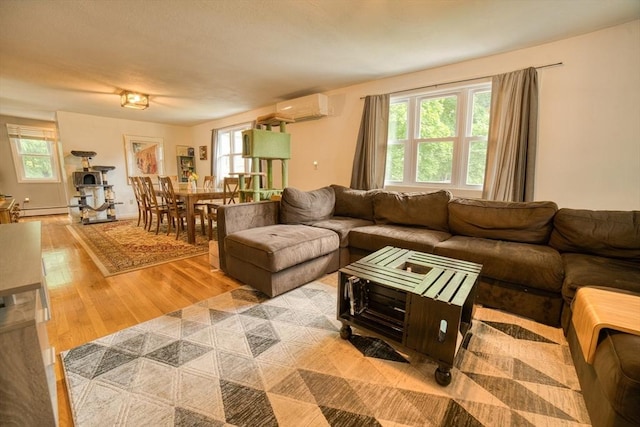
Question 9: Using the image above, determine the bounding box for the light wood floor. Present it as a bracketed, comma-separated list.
[26, 215, 241, 427]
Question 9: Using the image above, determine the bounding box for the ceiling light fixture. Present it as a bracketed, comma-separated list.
[120, 91, 149, 109]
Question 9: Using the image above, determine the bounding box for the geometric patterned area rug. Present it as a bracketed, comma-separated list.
[66, 220, 209, 277]
[61, 280, 591, 426]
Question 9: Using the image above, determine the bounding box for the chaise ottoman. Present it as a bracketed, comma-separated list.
[224, 223, 339, 297]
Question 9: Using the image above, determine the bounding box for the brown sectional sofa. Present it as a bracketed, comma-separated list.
[550, 209, 640, 427]
[216, 185, 640, 427]
[435, 197, 566, 326]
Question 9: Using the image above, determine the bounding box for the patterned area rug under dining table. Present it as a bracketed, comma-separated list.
[66, 219, 210, 277]
[61, 280, 590, 426]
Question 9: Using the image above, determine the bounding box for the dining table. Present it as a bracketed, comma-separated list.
[173, 187, 224, 244]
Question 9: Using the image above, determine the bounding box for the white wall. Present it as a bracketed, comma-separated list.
[192, 20, 640, 210]
[534, 21, 640, 210]
[56, 111, 191, 219]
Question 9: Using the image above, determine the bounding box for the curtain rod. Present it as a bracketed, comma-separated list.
[362, 62, 563, 99]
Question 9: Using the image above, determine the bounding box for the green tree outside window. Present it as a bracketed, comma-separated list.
[385, 85, 491, 188]
[19, 139, 54, 179]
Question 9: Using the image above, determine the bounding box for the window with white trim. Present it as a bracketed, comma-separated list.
[385, 83, 491, 191]
[7, 124, 61, 183]
[215, 123, 252, 185]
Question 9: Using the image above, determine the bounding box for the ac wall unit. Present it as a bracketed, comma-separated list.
[276, 93, 328, 121]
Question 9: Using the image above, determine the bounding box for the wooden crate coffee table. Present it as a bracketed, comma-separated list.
[338, 246, 482, 386]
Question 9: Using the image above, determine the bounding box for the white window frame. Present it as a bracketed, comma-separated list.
[7, 124, 61, 183]
[385, 82, 491, 193]
[215, 123, 252, 187]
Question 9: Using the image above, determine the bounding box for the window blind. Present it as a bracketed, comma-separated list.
[6, 124, 57, 141]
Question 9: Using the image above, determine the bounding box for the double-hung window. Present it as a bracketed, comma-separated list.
[7, 124, 61, 183]
[215, 123, 252, 185]
[385, 83, 491, 192]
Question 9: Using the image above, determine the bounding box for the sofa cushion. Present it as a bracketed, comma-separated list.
[331, 185, 377, 220]
[225, 224, 339, 272]
[592, 330, 640, 422]
[448, 198, 557, 244]
[373, 190, 451, 232]
[310, 216, 374, 247]
[279, 186, 335, 225]
[349, 224, 451, 254]
[561, 253, 640, 304]
[434, 236, 564, 292]
[550, 209, 640, 260]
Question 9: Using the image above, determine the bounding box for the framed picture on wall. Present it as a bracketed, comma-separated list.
[124, 135, 164, 182]
[176, 145, 189, 157]
[187, 147, 195, 157]
[199, 145, 207, 160]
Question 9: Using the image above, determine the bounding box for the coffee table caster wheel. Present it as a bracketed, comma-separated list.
[435, 366, 452, 386]
[340, 325, 352, 339]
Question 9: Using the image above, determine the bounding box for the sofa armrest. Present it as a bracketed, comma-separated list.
[216, 201, 280, 272]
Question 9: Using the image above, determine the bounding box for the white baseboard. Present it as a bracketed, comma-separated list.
[20, 208, 68, 217]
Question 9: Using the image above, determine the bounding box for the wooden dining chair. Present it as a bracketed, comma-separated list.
[206, 204, 218, 241]
[194, 175, 216, 237]
[158, 176, 187, 239]
[204, 176, 248, 240]
[203, 175, 215, 190]
[194, 175, 217, 206]
[159, 176, 179, 206]
[181, 175, 214, 236]
[141, 176, 170, 235]
[223, 177, 240, 204]
[134, 177, 152, 230]
[129, 176, 147, 227]
[206, 175, 243, 209]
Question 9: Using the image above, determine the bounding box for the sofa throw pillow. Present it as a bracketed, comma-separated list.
[279, 186, 335, 225]
[549, 208, 640, 260]
[448, 198, 557, 244]
[373, 190, 451, 232]
[331, 185, 377, 220]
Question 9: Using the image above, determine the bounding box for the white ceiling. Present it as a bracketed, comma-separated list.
[1, 0, 638, 126]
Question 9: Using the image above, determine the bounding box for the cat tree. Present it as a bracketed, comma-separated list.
[239, 113, 293, 202]
[70, 150, 118, 224]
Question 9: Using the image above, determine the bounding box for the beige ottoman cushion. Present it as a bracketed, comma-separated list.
[225, 224, 339, 273]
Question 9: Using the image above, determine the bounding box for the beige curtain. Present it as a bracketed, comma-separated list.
[210, 128, 220, 187]
[350, 94, 390, 190]
[483, 67, 538, 201]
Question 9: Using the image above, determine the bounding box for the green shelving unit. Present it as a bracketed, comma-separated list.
[177, 155, 196, 182]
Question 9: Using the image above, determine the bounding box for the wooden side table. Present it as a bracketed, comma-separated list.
[0, 198, 16, 224]
[572, 287, 640, 364]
